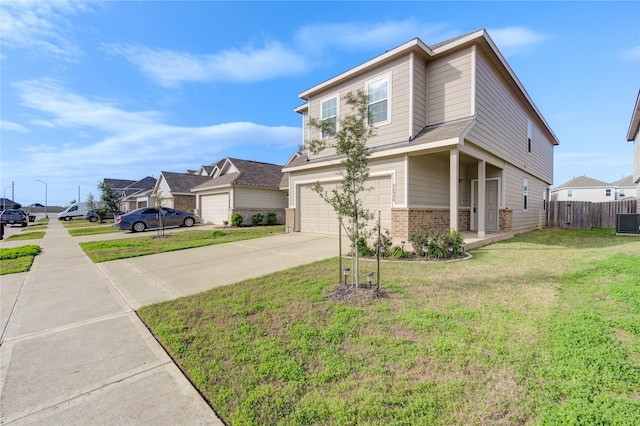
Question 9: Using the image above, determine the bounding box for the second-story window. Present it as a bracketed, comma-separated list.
[367, 77, 389, 125]
[605, 188, 612, 197]
[567, 189, 573, 197]
[321, 97, 338, 138]
[527, 121, 532, 153]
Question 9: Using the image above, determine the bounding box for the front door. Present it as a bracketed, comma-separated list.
[472, 179, 499, 232]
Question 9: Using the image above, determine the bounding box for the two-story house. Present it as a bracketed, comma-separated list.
[550, 175, 636, 202]
[627, 90, 640, 209]
[283, 29, 559, 239]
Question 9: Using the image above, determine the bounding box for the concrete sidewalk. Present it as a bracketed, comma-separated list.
[1, 219, 343, 424]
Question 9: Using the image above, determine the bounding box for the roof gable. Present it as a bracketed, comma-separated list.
[627, 90, 640, 141]
[192, 158, 284, 192]
[555, 176, 609, 189]
[158, 171, 212, 194]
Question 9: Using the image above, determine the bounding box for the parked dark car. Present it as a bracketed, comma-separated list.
[84, 210, 122, 222]
[0, 209, 28, 227]
[114, 207, 201, 232]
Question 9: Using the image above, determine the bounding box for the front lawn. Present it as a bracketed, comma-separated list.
[68, 225, 122, 237]
[0, 245, 41, 275]
[138, 228, 640, 425]
[3, 231, 45, 241]
[80, 226, 285, 262]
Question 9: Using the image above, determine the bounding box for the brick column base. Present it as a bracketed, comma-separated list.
[285, 208, 296, 233]
[499, 209, 513, 232]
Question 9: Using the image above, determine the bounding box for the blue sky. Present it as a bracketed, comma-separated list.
[1, 1, 639, 206]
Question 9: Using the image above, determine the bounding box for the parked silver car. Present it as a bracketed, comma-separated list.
[114, 207, 201, 232]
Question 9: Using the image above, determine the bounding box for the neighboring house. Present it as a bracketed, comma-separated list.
[118, 176, 157, 212]
[1, 198, 17, 210]
[191, 158, 287, 225]
[283, 29, 559, 239]
[550, 175, 635, 202]
[154, 172, 211, 212]
[627, 90, 640, 209]
[103, 178, 137, 193]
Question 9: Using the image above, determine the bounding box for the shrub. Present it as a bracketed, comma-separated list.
[231, 213, 243, 227]
[357, 237, 373, 257]
[222, 220, 228, 226]
[211, 230, 226, 237]
[409, 226, 430, 256]
[266, 212, 278, 225]
[386, 244, 412, 260]
[427, 228, 464, 259]
[251, 213, 264, 226]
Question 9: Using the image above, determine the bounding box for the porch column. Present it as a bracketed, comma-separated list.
[449, 149, 459, 231]
[477, 160, 486, 238]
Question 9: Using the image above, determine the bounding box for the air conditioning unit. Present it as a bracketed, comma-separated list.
[616, 213, 640, 234]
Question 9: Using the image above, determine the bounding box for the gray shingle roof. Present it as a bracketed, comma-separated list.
[610, 175, 634, 186]
[104, 178, 136, 191]
[191, 159, 283, 192]
[411, 118, 475, 144]
[160, 171, 212, 193]
[554, 176, 609, 189]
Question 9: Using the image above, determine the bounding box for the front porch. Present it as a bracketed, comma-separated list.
[461, 231, 516, 250]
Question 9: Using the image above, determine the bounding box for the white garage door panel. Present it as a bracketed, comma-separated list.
[201, 193, 229, 225]
[299, 177, 391, 235]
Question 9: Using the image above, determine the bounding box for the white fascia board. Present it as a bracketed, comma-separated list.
[283, 138, 460, 173]
[294, 102, 308, 114]
[434, 29, 560, 146]
[298, 38, 431, 100]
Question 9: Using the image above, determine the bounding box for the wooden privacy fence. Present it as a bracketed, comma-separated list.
[548, 200, 637, 229]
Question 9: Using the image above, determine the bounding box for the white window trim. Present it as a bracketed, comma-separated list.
[366, 73, 391, 127]
[320, 95, 339, 139]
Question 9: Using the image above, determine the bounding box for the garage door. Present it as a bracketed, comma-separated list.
[200, 193, 229, 225]
[299, 176, 392, 235]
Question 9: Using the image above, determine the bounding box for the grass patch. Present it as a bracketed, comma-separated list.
[0, 245, 41, 275]
[3, 231, 45, 241]
[138, 228, 640, 424]
[23, 223, 48, 231]
[63, 219, 113, 228]
[68, 225, 122, 237]
[80, 226, 285, 262]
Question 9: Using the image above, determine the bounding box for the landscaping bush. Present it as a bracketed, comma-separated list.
[266, 212, 278, 225]
[357, 237, 373, 257]
[409, 226, 430, 256]
[231, 213, 243, 227]
[427, 228, 464, 259]
[251, 213, 264, 226]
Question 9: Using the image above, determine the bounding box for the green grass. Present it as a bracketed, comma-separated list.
[63, 219, 113, 228]
[138, 228, 640, 425]
[80, 226, 285, 262]
[0, 245, 41, 275]
[68, 225, 122, 236]
[3, 231, 45, 241]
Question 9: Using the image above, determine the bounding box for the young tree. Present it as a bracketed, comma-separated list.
[97, 182, 120, 221]
[86, 193, 96, 210]
[307, 90, 377, 286]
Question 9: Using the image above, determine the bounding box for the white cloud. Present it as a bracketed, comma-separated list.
[0, 0, 95, 60]
[0, 120, 28, 133]
[104, 41, 309, 87]
[3, 79, 299, 189]
[487, 26, 549, 56]
[621, 45, 640, 61]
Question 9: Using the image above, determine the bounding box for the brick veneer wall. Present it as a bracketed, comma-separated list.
[285, 208, 296, 232]
[499, 209, 513, 232]
[232, 208, 285, 226]
[391, 208, 471, 239]
[173, 195, 196, 212]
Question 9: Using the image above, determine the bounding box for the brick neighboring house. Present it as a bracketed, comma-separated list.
[191, 158, 287, 225]
[627, 90, 640, 210]
[283, 29, 559, 239]
[154, 171, 211, 212]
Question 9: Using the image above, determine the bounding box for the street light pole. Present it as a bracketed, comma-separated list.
[36, 179, 48, 218]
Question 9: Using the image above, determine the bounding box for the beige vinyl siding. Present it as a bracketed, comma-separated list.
[234, 187, 287, 209]
[413, 58, 428, 135]
[408, 155, 450, 206]
[288, 156, 405, 209]
[306, 56, 412, 160]
[504, 165, 547, 231]
[468, 51, 554, 184]
[426, 48, 473, 125]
